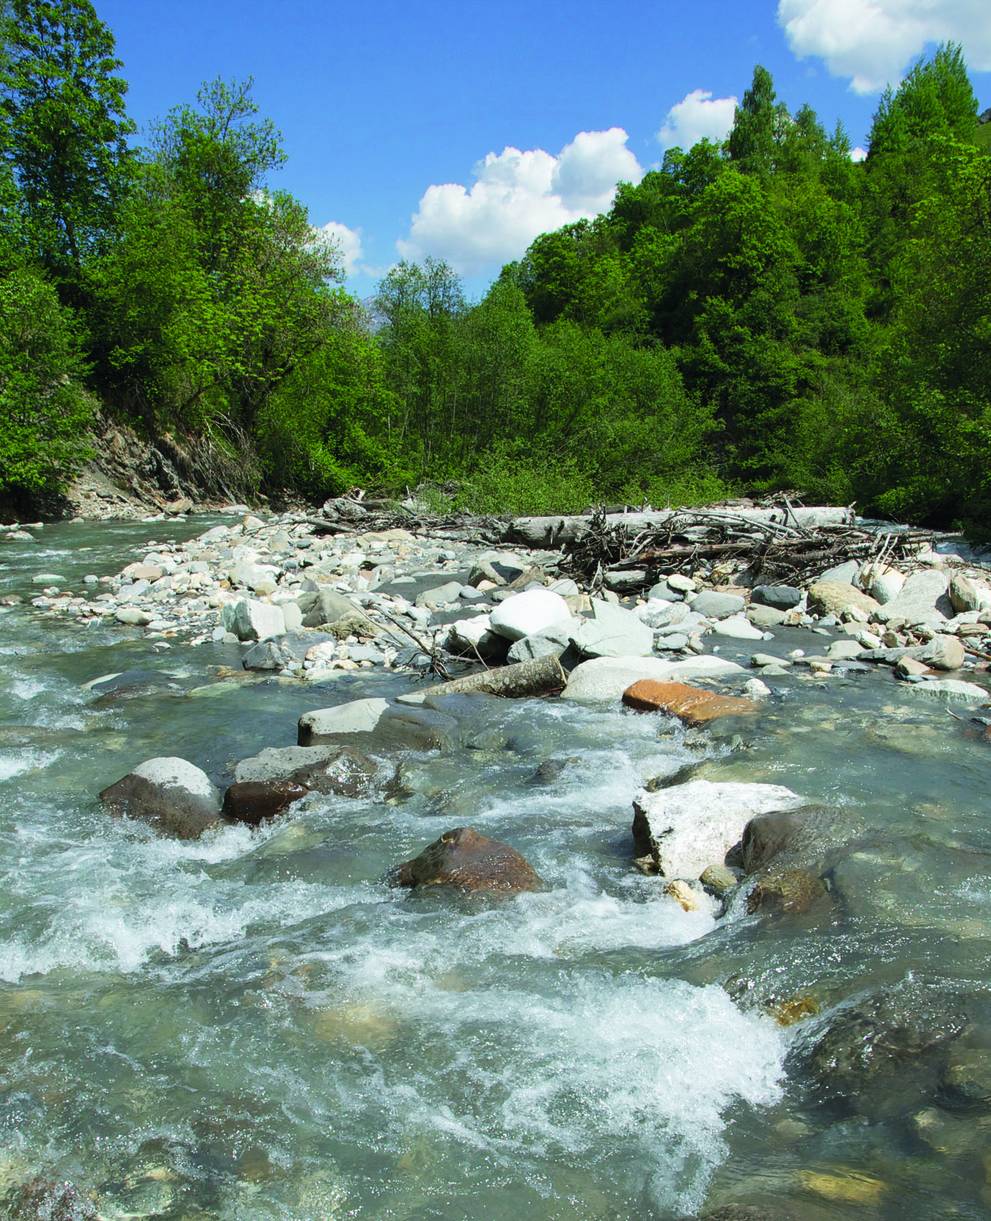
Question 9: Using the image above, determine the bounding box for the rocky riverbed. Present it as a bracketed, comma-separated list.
[2, 506, 991, 1218]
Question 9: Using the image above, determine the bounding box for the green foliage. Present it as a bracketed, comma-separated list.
[0, 258, 94, 492]
[0, 0, 134, 283]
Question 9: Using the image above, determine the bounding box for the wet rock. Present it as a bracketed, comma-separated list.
[222, 779, 308, 825]
[746, 868, 827, 915]
[896, 655, 930, 679]
[242, 639, 295, 671]
[799, 981, 967, 1109]
[751, 584, 802, 610]
[392, 826, 543, 894]
[298, 698, 390, 744]
[528, 757, 577, 785]
[571, 599, 654, 657]
[699, 863, 740, 896]
[489, 588, 571, 642]
[739, 810, 813, 872]
[234, 744, 357, 785]
[742, 678, 771, 699]
[375, 705, 460, 751]
[3, 1179, 98, 1220]
[797, 1169, 886, 1207]
[622, 680, 758, 725]
[908, 678, 987, 704]
[940, 1050, 991, 1110]
[99, 757, 222, 838]
[807, 581, 880, 619]
[562, 654, 744, 702]
[632, 780, 803, 879]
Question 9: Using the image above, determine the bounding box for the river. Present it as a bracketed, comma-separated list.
[1, 518, 990, 1219]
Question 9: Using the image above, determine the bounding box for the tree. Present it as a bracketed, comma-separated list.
[728, 65, 784, 176]
[0, 0, 134, 284]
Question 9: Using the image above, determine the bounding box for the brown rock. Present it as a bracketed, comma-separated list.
[222, 779, 308, 826]
[392, 827, 543, 895]
[746, 868, 827, 915]
[807, 581, 881, 619]
[622, 680, 758, 726]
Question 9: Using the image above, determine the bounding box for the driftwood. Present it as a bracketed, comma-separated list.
[509, 504, 854, 549]
[399, 656, 566, 703]
[558, 505, 935, 594]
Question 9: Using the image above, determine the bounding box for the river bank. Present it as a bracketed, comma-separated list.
[2, 508, 991, 1218]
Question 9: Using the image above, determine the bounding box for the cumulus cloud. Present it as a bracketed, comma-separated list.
[397, 128, 642, 275]
[778, 0, 991, 93]
[315, 220, 364, 276]
[657, 89, 738, 149]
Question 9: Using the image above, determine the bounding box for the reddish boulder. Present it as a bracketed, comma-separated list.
[392, 827, 543, 895]
[622, 680, 758, 725]
[222, 779, 308, 826]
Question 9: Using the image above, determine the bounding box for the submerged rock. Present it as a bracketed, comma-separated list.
[222, 779, 308, 825]
[3, 1179, 98, 1220]
[622, 680, 758, 725]
[99, 756, 222, 838]
[392, 826, 543, 895]
[632, 780, 803, 880]
[746, 868, 828, 915]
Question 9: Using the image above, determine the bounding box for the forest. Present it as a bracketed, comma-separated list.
[1, 0, 990, 529]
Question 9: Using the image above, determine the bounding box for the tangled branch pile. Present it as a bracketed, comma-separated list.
[561, 506, 936, 594]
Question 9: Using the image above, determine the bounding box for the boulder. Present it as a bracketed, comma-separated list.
[691, 590, 746, 619]
[222, 779, 308, 825]
[99, 757, 222, 838]
[711, 614, 765, 640]
[446, 615, 508, 662]
[506, 623, 573, 663]
[907, 679, 988, 704]
[746, 868, 827, 915]
[415, 580, 463, 609]
[562, 654, 744, 702]
[632, 780, 803, 879]
[916, 634, 965, 671]
[222, 598, 286, 642]
[807, 581, 880, 619]
[391, 826, 543, 895]
[489, 588, 572, 642]
[739, 810, 811, 872]
[298, 698, 390, 744]
[235, 744, 375, 797]
[949, 573, 991, 613]
[860, 562, 905, 604]
[296, 587, 360, 628]
[751, 584, 802, 610]
[622, 680, 758, 726]
[375, 705, 460, 751]
[570, 599, 654, 657]
[115, 607, 152, 626]
[747, 604, 788, 628]
[242, 639, 295, 671]
[874, 570, 951, 627]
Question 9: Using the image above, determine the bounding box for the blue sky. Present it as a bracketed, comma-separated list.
[97, 0, 991, 298]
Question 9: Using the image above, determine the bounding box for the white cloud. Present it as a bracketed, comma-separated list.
[397, 128, 642, 275]
[778, 0, 991, 94]
[315, 220, 364, 276]
[658, 89, 738, 149]
[851, 145, 868, 162]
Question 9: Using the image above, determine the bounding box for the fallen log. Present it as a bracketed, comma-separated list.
[397, 655, 566, 704]
[509, 505, 854, 548]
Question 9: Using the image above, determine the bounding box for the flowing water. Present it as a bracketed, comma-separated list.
[1, 520, 990, 1219]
